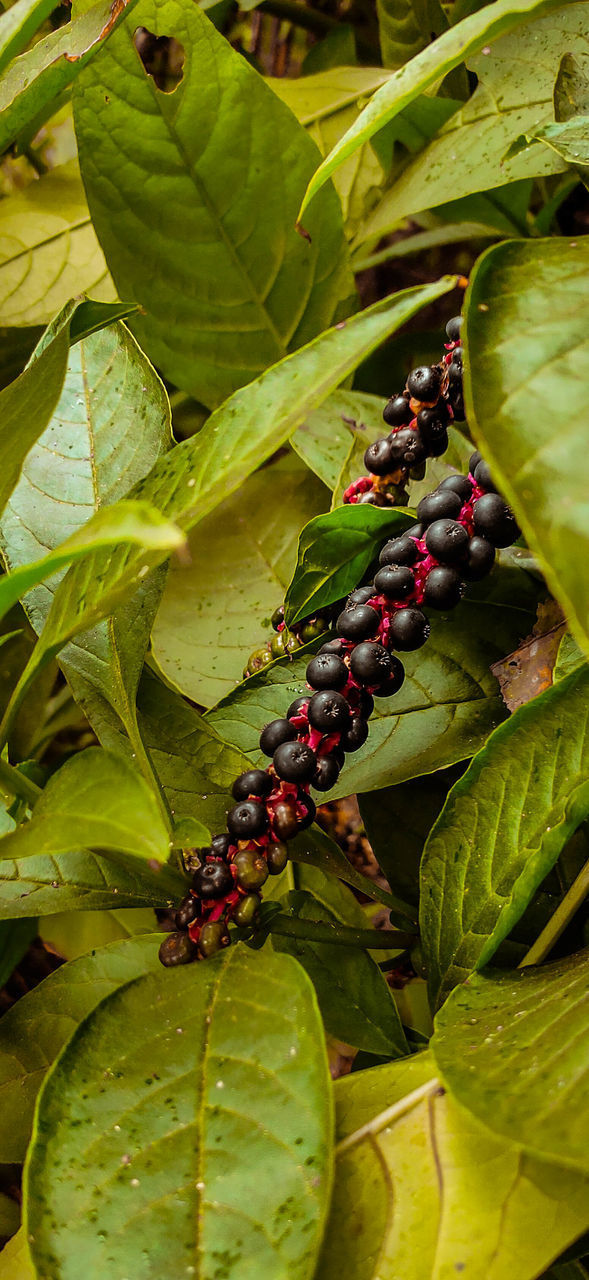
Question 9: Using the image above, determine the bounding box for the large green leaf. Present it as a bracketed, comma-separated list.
[0, 0, 137, 153]
[421, 665, 589, 1010]
[0, 845, 184, 921]
[0, 161, 115, 328]
[209, 566, 542, 796]
[1, 278, 455, 736]
[465, 236, 589, 659]
[431, 951, 589, 1173]
[0, 934, 160, 1162]
[0, 1230, 34, 1279]
[297, 0, 567, 222]
[359, 766, 462, 910]
[291, 389, 386, 489]
[0, 0, 58, 74]
[73, 0, 352, 410]
[25, 947, 333, 1280]
[152, 453, 328, 708]
[360, 3, 582, 242]
[0, 748, 171, 865]
[377, 0, 449, 71]
[284, 506, 412, 628]
[272, 889, 408, 1056]
[317, 1052, 589, 1280]
[0, 918, 36, 988]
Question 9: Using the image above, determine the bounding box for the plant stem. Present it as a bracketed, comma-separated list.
[0, 757, 42, 807]
[268, 913, 416, 951]
[519, 857, 589, 968]
[336, 1077, 442, 1155]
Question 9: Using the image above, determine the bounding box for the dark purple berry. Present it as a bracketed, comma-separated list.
[469, 450, 482, 474]
[347, 585, 376, 607]
[389, 427, 427, 467]
[193, 859, 233, 899]
[446, 316, 463, 342]
[407, 365, 442, 402]
[175, 894, 201, 930]
[232, 769, 273, 802]
[383, 394, 411, 427]
[439, 474, 473, 501]
[267, 841, 288, 874]
[287, 695, 309, 720]
[425, 518, 470, 564]
[307, 690, 351, 732]
[473, 493, 520, 547]
[473, 459, 498, 493]
[374, 564, 415, 600]
[296, 791, 316, 830]
[227, 799, 268, 840]
[272, 800, 300, 841]
[429, 429, 449, 458]
[417, 489, 462, 525]
[423, 565, 464, 609]
[358, 690, 374, 718]
[336, 604, 379, 642]
[417, 404, 449, 445]
[340, 715, 368, 753]
[273, 740, 316, 784]
[464, 535, 495, 580]
[350, 641, 393, 686]
[379, 535, 418, 567]
[306, 653, 348, 691]
[389, 607, 430, 651]
[364, 439, 396, 476]
[260, 718, 297, 756]
[358, 491, 386, 506]
[318, 638, 347, 657]
[210, 833, 232, 859]
[159, 932, 198, 966]
[374, 656, 405, 696]
[312, 753, 341, 792]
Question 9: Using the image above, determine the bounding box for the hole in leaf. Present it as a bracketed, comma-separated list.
[133, 28, 186, 93]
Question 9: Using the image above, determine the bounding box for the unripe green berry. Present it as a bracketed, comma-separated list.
[234, 893, 261, 927]
[266, 841, 288, 875]
[199, 920, 230, 958]
[300, 618, 329, 643]
[244, 647, 272, 679]
[233, 846, 269, 891]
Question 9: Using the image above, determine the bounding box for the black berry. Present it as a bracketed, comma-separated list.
[389, 607, 430, 650]
[336, 604, 379, 641]
[318, 637, 348, 658]
[407, 365, 442, 402]
[383, 394, 411, 427]
[260, 718, 297, 756]
[358, 689, 374, 718]
[227, 799, 268, 840]
[307, 690, 351, 732]
[379, 534, 418, 567]
[364, 439, 395, 476]
[347, 585, 375, 607]
[464, 535, 495, 580]
[425, 518, 470, 564]
[159, 932, 198, 966]
[439, 474, 473, 501]
[469, 450, 482, 474]
[232, 769, 273, 802]
[424, 565, 464, 609]
[350, 641, 393, 686]
[374, 564, 415, 599]
[340, 715, 368, 753]
[287, 695, 309, 720]
[417, 404, 449, 446]
[210, 833, 232, 859]
[273, 740, 316, 784]
[473, 459, 498, 493]
[193, 859, 233, 899]
[389, 426, 427, 467]
[473, 493, 520, 547]
[374, 655, 405, 696]
[175, 894, 201, 930]
[446, 316, 463, 342]
[306, 653, 348, 691]
[417, 489, 462, 525]
[296, 791, 316, 830]
[312, 753, 341, 791]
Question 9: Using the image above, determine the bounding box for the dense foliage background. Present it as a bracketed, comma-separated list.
[0, 0, 588, 1274]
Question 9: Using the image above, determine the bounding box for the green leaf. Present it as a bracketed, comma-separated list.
[359, 766, 462, 911]
[318, 1052, 589, 1280]
[431, 950, 589, 1173]
[297, 0, 567, 223]
[0, 0, 137, 153]
[0, 918, 36, 988]
[0, 500, 183, 625]
[522, 115, 589, 173]
[555, 632, 585, 682]
[210, 565, 542, 796]
[0, 934, 161, 1162]
[25, 948, 333, 1280]
[0, 748, 171, 865]
[377, 0, 449, 72]
[152, 453, 328, 708]
[2, 278, 456, 731]
[420, 664, 589, 1010]
[465, 236, 589, 660]
[0, 160, 115, 328]
[0, 846, 184, 920]
[290, 823, 414, 918]
[39, 907, 157, 961]
[0, 1192, 20, 1243]
[74, 0, 352, 411]
[291, 388, 386, 489]
[284, 506, 412, 628]
[360, 3, 583, 240]
[0, 1230, 34, 1279]
[0, 0, 61, 76]
[272, 890, 408, 1056]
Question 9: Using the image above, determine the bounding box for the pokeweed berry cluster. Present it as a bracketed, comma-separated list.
[242, 604, 336, 679]
[344, 314, 464, 508]
[159, 316, 521, 967]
